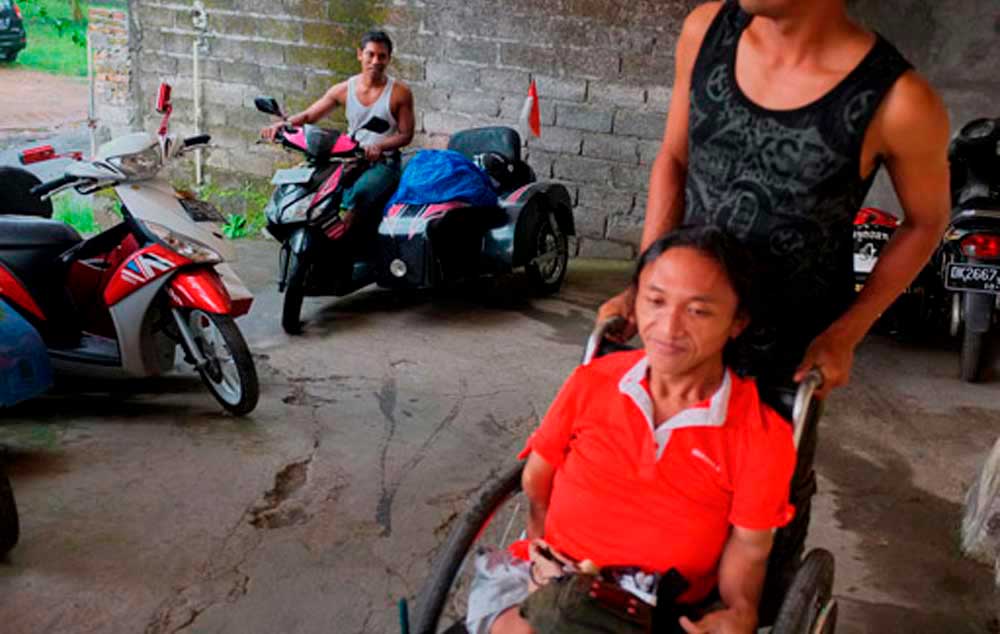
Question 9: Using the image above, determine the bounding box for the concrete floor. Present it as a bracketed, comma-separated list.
[0, 239, 997, 633]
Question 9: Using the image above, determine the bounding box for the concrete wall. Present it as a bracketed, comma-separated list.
[114, 0, 1000, 251]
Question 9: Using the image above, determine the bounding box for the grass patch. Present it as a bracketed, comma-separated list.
[52, 192, 98, 234]
[195, 181, 271, 240]
[9, 0, 123, 77]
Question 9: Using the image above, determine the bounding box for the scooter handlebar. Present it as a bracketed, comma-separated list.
[30, 174, 78, 198]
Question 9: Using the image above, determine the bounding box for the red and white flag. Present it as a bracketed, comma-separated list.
[519, 79, 541, 138]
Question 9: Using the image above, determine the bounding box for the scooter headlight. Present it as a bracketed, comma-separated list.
[145, 221, 223, 263]
[107, 144, 163, 179]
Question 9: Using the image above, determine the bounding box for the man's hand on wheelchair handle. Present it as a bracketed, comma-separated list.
[794, 323, 861, 399]
[596, 288, 637, 342]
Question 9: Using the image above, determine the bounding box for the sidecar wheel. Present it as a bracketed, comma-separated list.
[524, 208, 568, 296]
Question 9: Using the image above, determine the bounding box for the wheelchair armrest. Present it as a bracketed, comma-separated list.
[792, 369, 823, 449]
[582, 316, 631, 365]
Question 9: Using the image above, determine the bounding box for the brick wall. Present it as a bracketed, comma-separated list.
[120, 0, 697, 256]
[115, 0, 1000, 252]
[88, 7, 135, 132]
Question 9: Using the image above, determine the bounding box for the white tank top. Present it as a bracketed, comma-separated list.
[346, 76, 399, 152]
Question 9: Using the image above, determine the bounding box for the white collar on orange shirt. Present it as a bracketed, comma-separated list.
[617, 356, 731, 461]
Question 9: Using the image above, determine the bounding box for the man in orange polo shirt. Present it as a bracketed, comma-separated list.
[467, 226, 797, 634]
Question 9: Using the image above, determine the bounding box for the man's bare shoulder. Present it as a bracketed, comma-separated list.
[391, 79, 413, 101]
[878, 70, 949, 157]
[680, 1, 724, 47]
[326, 79, 350, 102]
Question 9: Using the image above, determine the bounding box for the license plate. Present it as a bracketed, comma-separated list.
[271, 167, 314, 185]
[946, 263, 1000, 292]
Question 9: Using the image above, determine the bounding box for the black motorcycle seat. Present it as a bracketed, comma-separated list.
[448, 127, 536, 195]
[448, 126, 522, 164]
[0, 216, 81, 336]
[0, 215, 82, 248]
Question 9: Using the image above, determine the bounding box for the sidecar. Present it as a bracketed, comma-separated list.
[377, 127, 575, 295]
[0, 296, 52, 407]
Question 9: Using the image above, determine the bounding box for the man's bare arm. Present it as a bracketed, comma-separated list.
[261, 82, 347, 140]
[287, 82, 347, 126]
[640, 1, 721, 251]
[679, 527, 771, 634]
[795, 72, 950, 392]
[522, 452, 556, 540]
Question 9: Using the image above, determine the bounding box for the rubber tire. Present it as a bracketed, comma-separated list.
[524, 207, 568, 296]
[193, 312, 260, 416]
[413, 463, 524, 634]
[961, 328, 985, 383]
[772, 548, 836, 634]
[282, 252, 306, 335]
[0, 469, 19, 555]
[0, 167, 53, 217]
[2, 51, 17, 63]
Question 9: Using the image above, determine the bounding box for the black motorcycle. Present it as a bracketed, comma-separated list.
[941, 117, 1000, 381]
[256, 97, 574, 335]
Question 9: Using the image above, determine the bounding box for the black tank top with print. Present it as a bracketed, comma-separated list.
[684, 0, 912, 379]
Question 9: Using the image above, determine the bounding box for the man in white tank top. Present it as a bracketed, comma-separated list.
[261, 30, 414, 233]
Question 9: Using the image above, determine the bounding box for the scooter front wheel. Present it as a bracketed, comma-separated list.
[282, 252, 306, 335]
[187, 310, 260, 416]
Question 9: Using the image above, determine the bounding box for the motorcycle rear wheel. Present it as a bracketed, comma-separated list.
[961, 328, 985, 383]
[0, 468, 19, 555]
[187, 310, 259, 416]
[282, 252, 307, 335]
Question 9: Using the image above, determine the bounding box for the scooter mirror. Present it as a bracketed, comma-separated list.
[255, 96, 284, 118]
[362, 117, 391, 134]
[155, 83, 172, 114]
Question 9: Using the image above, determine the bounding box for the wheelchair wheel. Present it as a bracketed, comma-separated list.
[414, 464, 526, 634]
[772, 548, 836, 634]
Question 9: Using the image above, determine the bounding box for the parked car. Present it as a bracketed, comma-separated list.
[0, 0, 25, 63]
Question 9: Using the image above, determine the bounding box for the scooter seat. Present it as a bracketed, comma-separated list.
[0, 215, 82, 248]
[0, 216, 81, 340]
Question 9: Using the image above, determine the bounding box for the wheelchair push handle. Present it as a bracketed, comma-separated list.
[792, 368, 823, 449]
[583, 316, 627, 365]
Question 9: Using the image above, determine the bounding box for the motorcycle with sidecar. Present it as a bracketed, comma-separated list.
[255, 96, 575, 334]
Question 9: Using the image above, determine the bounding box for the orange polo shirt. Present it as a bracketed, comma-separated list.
[519, 350, 797, 603]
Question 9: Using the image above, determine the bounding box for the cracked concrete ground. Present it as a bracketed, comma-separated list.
[0, 239, 998, 633]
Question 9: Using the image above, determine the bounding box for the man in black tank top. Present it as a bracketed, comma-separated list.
[596, 2, 949, 632]
[600, 0, 949, 395]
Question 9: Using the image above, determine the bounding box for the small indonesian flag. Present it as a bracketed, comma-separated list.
[519, 79, 541, 138]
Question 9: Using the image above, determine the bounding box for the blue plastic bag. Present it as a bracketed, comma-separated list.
[0, 299, 52, 407]
[385, 150, 498, 214]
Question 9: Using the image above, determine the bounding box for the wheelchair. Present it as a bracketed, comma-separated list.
[411, 319, 837, 634]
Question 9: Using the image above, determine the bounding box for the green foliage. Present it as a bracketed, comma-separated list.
[13, 0, 92, 76]
[52, 193, 99, 235]
[196, 180, 271, 240]
[222, 213, 248, 239]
